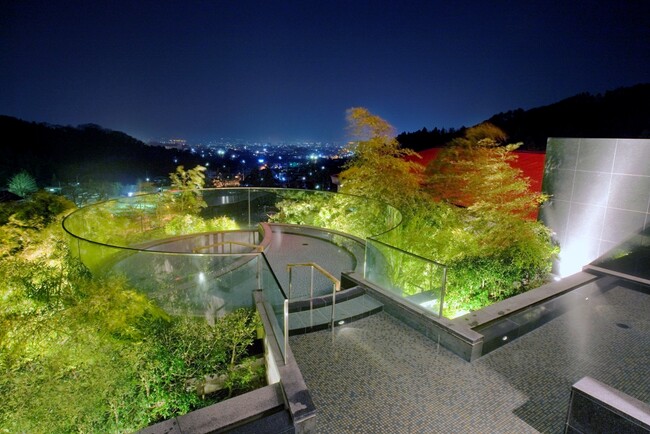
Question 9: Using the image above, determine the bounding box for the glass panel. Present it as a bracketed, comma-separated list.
[271, 224, 366, 275]
[258, 253, 288, 360]
[62, 187, 405, 361]
[588, 224, 650, 282]
[63, 188, 403, 249]
[365, 238, 447, 317]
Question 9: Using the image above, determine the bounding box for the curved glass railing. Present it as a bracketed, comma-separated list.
[365, 237, 447, 317]
[63, 187, 447, 329]
[63, 188, 401, 249]
[62, 188, 404, 361]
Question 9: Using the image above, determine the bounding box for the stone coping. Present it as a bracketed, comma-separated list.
[342, 270, 628, 361]
[568, 376, 650, 432]
[253, 290, 317, 433]
[454, 271, 603, 329]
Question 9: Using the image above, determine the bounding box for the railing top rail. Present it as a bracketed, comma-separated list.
[286, 262, 341, 292]
[368, 236, 447, 268]
[192, 241, 263, 253]
[62, 187, 403, 251]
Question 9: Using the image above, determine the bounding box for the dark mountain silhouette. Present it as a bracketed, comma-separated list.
[2, 83, 648, 186]
[0, 116, 203, 186]
[398, 83, 650, 151]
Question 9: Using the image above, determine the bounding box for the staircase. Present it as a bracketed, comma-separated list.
[287, 285, 383, 335]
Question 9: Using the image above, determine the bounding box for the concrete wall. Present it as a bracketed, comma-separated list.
[540, 138, 650, 276]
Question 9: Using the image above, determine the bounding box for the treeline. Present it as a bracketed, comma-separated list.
[397, 83, 650, 152]
[0, 116, 205, 186]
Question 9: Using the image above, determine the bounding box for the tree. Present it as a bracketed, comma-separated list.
[168, 165, 207, 214]
[8, 171, 37, 198]
[424, 123, 547, 219]
[339, 107, 423, 212]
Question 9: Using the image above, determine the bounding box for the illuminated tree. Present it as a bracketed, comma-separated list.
[339, 107, 423, 211]
[8, 171, 37, 198]
[168, 165, 207, 214]
[424, 123, 547, 219]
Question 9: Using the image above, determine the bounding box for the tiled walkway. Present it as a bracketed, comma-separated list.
[290, 283, 650, 433]
[265, 229, 357, 298]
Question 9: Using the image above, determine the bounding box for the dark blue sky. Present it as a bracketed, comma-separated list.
[1, 0, 649, 143]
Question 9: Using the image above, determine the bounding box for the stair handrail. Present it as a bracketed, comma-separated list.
[286, 262, 341, 330]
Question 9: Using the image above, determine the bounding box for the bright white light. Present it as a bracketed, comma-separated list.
[198, 272, 205, 282]
[557, 241, 594, 277]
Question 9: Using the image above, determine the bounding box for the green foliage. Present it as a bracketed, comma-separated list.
[270, 190, 396, 239]
[382, 200, 557, 317]
[12, 190, 76, 227]
[339, 107, 424, 212]
[7, 170, 37, 197]
[167, 165, 208, 214]
[271, 112, 557, 318]
[425, 123, 547, 219]
[0, 191, 76, 257]
[164, 214, 238, 236]
[112, 310, 263, 423]
[0, 216, 265, 432]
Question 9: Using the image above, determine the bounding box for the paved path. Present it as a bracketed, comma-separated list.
[290, 283, 650, 433]
[264, 229, 357, 298]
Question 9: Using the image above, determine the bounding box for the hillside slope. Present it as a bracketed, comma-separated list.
[398, 83, 650, 151]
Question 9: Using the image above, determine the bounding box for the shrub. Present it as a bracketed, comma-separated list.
[0, 216, 264, 432]
[164, 214, 238, 236]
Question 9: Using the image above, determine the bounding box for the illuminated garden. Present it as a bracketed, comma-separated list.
[0, 109, 559, 431]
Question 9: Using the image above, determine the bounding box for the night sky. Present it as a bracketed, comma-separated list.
[1, 0, 649, 143]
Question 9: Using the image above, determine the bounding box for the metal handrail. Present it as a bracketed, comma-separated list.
[286, 262, 341, 330]
[192, 241, 263, 254]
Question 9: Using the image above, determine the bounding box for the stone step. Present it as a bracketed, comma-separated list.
[288, 294, 383, 335]
[288, 285, 365, 313]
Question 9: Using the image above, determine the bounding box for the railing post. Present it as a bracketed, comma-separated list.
[283, 299, 289, 363]
[439, 266, 447, 318]
[310, 266, 314, 303]
[288, 266, 293, 301]
[331, 282, 336, 331]
[363, 240, 369, 279]
[247, 188, 251, 228]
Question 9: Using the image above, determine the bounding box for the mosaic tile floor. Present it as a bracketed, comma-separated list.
[265, 230, 356, 298]
[289, 283, 650, 433]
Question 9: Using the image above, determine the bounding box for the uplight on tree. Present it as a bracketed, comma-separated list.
[8, 170, 38, 198]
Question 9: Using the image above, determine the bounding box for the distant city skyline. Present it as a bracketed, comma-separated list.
[2, 1, 649, 143]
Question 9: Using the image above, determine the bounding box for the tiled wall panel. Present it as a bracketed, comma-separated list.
[540, 138, 650, 276]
